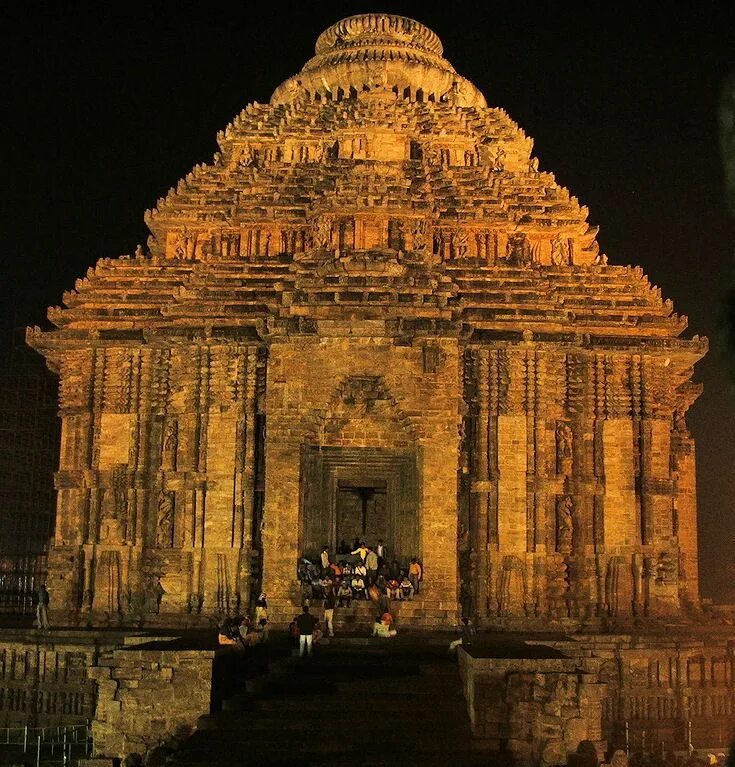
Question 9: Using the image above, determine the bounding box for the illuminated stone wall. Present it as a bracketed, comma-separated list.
[28, 13, 706, 629]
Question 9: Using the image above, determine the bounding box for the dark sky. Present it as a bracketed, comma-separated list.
[3, 3, 734, 598]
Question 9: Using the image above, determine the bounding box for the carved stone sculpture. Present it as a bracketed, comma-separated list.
[492, 146, 506, 171]
[506, 232, 532, 266]
[556, 495, 574, 554]
[556, 422, 573, 473]
[162, 419, 178, 469]
[452, 229, 469, 259]
[312, 216, 332, 250]
[550, 233, 569, 266]
[156, 490, 175, 548]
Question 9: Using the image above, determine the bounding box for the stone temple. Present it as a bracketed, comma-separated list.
[28, 13, 707, 630]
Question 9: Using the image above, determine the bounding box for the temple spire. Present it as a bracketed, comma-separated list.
[271, 13, 486, 108]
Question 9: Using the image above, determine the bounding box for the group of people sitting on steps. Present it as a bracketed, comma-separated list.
[217, 591, 270, 648]
[218, 540, 424, 650]
[297, 538, 423, 610]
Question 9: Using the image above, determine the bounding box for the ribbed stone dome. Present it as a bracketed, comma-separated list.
[271, 13, 486, 108]
[314, 14, 444, 56]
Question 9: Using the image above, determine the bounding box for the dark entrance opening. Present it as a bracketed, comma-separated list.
[335, 480, 387, 547]
[300, 446, 419, 566]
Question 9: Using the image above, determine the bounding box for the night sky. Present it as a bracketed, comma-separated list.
[4, 3, 734, 598]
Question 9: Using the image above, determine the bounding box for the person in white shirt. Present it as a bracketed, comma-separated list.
[320, 546, 330, 573]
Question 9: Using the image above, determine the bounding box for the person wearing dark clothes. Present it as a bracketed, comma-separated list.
[323, 588, 336, 637]
[255, 592, 268, 624]
[295, 606, 318, 656]
[289, 620, 300, 655]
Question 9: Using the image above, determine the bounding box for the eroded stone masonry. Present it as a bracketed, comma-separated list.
[28, 14, 706, 629]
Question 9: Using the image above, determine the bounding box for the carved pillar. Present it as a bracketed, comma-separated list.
[495, 348, 529, 617]
[472, 349, 491, 622]
[672, 409, 700, 610]
[597, 354, 636, 617]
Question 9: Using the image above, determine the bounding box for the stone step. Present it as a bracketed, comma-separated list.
[174, 748, 492, 767]
[170, 644, 474, 767]
[180, 731, 477, 753]
[196, 711, 470, 733]
[251, 692, 465, 713]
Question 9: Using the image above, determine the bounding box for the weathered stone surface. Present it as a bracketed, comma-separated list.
[459, 631, 735, 763]
[89, 648, 214, 759]
[26, 13, 706, 629]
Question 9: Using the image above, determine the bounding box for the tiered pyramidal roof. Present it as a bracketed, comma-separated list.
[32, 13, 705, 371]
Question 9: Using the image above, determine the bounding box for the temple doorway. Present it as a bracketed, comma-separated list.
[300, 446, 419, 565]
[335, 480, 387, 549]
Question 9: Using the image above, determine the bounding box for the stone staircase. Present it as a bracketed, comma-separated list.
[171, 639, 491, 766]
[269, 596, 458, 632]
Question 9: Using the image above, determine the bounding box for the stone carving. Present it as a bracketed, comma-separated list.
[311, 216, 332, 250]
[388, 218, 405, 251]
[411, 219, 427, 252]
[172, 232, 196, 260]
[655, 551, 676, 584]
[529, 156, 539, 173]
[492, 146, 506, 171]
[283, 78, 307, 105]
[498, 555, 527, 617]
[556, 496, 574, 554]
[551, 233, 570, 266]
[547, 557, 570, 619]
[112, 465, 128, 517]
[425, 144, 440, 166]
[238, 145, 254, 167]
[464, 148, 478, 167]
[506, 232, 532, 265]
[556, 421, 573, 473]
[100, 466, 127, 542]
[441, 79, 462, 106]
[156, 490, 175, 548]
[188, 593, 202, 614]
[452, 229, 469, 259]
[162, 419, 178, 469]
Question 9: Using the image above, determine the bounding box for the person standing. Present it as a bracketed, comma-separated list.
[376, 539, 387, 566]
[351, 541, 369, 563]
[320, 546, 330, 574]
[323, 587, 336, 637]
[35, 584, 50, 630]
[255, 592, 268, 625]
[408, 558, 422, 596]
[153, 577, 165, 614]
[365, 547, 379, 586]
[296, 606, 318, 657]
